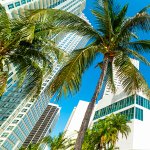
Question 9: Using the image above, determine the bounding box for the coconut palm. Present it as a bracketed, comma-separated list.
[82, 129, 100, 150]
[82, 114, 130, 150]
[0, 5, 66, 96]
[47, 0, 150, 149]
[20, 132, 74, 150]
[42, 132, 74, 150]
[96, 114, 130, 149]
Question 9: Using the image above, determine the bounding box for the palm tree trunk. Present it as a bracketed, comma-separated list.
[74, 57, 109, 150]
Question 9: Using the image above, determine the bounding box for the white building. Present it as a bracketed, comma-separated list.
[65, 59, 150, 150]
[64, 100, 95, 140]
[0, 0, 90, 149]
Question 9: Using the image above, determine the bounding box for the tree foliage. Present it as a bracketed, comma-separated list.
[20, 132, 74, 150]
[82, 114, 131, 150]
[45, 0, 150, 148]
[47, 0, 150, 98]
[0, 5, 67, 96]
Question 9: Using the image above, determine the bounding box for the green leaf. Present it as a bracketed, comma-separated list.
[47, 43, 100, 99]
[0, 71, 8, 96]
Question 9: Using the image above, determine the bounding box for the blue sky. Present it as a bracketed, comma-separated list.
[51, 0, 150, 136]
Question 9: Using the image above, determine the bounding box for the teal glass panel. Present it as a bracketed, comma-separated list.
[15, 1, 20, 7]
[136, 95, 150, 110]
[21, 0, 26, 4]
[93, 95, 135, 120]
[7, 78, 13, 84]
[8, 4, 14, 9]
[135, 107, 143, 121]
[120, 107, 134, 121]
[3, 141, 13, 149]
[9, 134, 18, 144]
[19, 121, 29, 136]
[8, 72, 13, 77]
[14, 127, 25, 142]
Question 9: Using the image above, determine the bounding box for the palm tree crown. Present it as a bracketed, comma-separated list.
[0, 6, 66, 96]
[47, 0, 150, 149]
[20, 132, 74, 150]
[82, 114, 131, 150]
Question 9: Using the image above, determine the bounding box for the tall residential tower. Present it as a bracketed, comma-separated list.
[0, 0, 89, 149]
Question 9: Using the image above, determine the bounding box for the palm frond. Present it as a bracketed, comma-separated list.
[92, 0, 114, 38]
[119, 5, 150, 36]
[8, 53, 44, 97]
[129, 40, 150, 53]
[40, 39, 65, 62]
[114, 52, 149, 96]
[0, 71, 8, 96]
[47, 43, 100, 99]
[126, 48, 150, 66]
[0, 5, 11, 40]
[138, 4, 150, 13]
[24, 9, 99, 39]
[113, 4, 128, 33]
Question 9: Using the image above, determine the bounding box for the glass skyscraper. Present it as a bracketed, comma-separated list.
[0, 0, 89, 149]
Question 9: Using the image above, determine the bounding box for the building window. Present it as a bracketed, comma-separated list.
[8, 72, 13, 77]
[0, 140, 3, 144]
[2, 141, 13, 149]
[8, 134, 18, 144]
[27, 0, 31, 2]
[7, 78, 13, 84]
[26, 104, 31, 107]
[12, 120, 19, 124]
[42, 83, 46, 86]
[93, 95, 135, 120]
[17, 114, 23, 118]
[21, 0, 26, 4]
[22, 109, 27, 112]
[14, 127, 25, 142]
[1, 133, 9, 138]
[0, 116, 8, 121]
[8, 4, 14, 9]
[7, 126, 14, 131]
[136, 95, 150, 110]
[120, 107, 134, 120]
[135, 107, 143, 121]
[15, 1, 20, 7]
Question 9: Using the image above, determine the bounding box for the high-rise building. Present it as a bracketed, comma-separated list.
[22, 103, 60, 148]
[0, 0, 89, 149]
[65, 59, 150, 149]
[65, 100, 93, 140]
[93, 59, 150, 150]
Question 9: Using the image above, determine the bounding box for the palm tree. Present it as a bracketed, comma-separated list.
[98, 114, 130, 149]
[19, 143, 41, 150]
[47, 0, 150, 149]
[42, 132, 74, 150]
[82, 114, 130, 150]
[82, 129, 100, 150]
[20, 132, 74, 150]
[0, 6, 66, 96]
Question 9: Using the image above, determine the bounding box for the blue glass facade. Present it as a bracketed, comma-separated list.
[136, 95, 150, 110]
[8, 134, 18, 145]
[135, 107, 143, 121]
